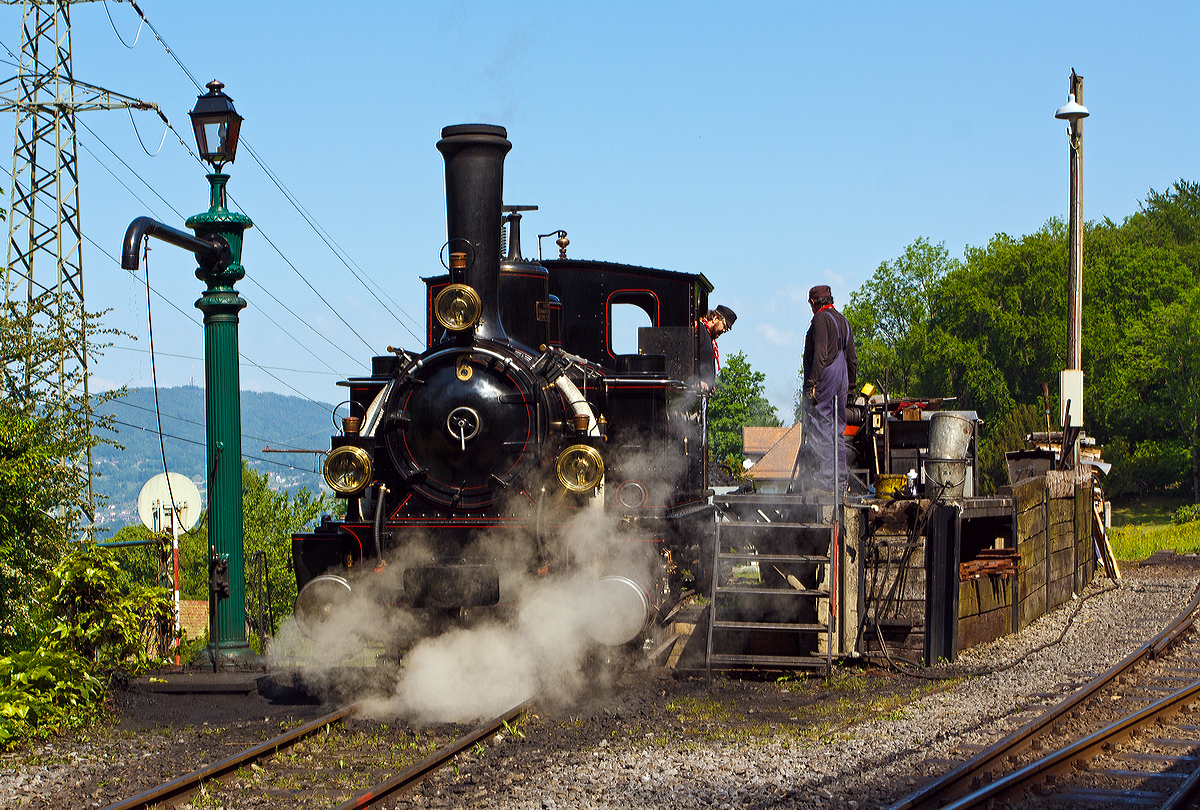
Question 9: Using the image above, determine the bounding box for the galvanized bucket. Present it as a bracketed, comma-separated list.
[926, 458, 968, 499]
[928, 412, 973, 460]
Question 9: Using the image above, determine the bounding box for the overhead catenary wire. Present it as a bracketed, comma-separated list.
[104, 417, 323, 474]
[238, 140, 424, 340]
[115, 0, 423, 343]
[106, 343, 343, 377]
[0, 152, 353, 396]
[103, 0, 147, 49]
[141, 238, 180, 527]
[111, 397, 338, 452]
[69, 121, 372, 373]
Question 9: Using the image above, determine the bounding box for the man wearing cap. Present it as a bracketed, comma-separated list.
[799, 285, 857, 491]
[696, 305, 736, 393]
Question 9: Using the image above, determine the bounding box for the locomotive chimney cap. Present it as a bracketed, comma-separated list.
[440, 123, 508, 139]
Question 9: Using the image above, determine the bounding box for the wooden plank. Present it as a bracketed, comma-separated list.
[1047, 468, 1089, 499]
[1012, 476, 1047, 511]
[1019, 559, 1045, 596]
[1049, 498, 1074, 527]
[1020, 584, 1046, 629]
[959, 580, 980, 618]
[1017, 507, 1047, 540]
[961, 576, 1012, 617]
[1050, 522, 1075, 554]
[958, 606, 1011, 651]
[1050, 547, 1075, 583]
[977, 576, 1013, 613]
[1019, 530, 1047, 569]
[1093, 501, 1121, 581]
[1048, 575, 1075, 611]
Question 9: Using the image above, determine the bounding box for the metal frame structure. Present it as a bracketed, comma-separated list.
[0, 0, 157, 519]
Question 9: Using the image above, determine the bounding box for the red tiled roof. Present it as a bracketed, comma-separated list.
[742, 426, 791, 455]
[745, 423, 803, 480]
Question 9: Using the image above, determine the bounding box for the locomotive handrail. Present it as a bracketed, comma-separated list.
[121, 215, 230, 272]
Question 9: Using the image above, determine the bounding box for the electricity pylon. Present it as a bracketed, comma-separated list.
[0, 0, 159, 522]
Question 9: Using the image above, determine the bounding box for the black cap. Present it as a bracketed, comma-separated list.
[715, 305, 737, 329]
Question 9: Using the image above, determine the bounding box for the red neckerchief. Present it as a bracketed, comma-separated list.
[811, 303, 835, 321]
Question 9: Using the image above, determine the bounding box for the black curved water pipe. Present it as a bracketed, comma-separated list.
[121, 216, 231, 272]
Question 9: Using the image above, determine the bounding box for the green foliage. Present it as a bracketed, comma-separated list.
[708, 351, 781, 464]
[241, 461, 332, 636]
[1173, 504, 1200, 526]
[106, 524, 173, 592]
[843, 237, 961, 398]
[0, 539, 174, 750]
[0, 647, 104, 749]
[976, 404, 1048, 495]
[42, 540, 174, 673]
[839, 180, 1200, 502]
[1110, 519, 1200, 561]
[93, 386, 334, 525]
[1103, 439, 1191, 499]
[1, 297, 121, 654]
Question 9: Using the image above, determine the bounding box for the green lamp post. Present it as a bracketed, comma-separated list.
[121, 81, 254, 666]
[187, 81, 253, 662]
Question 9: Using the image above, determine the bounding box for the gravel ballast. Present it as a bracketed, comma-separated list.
[2, 563, 1195, 810]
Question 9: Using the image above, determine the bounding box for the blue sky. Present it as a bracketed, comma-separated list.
[4, 1, 1196, 421]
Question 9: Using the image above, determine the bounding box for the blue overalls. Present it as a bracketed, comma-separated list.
[800, 310, 849, 492]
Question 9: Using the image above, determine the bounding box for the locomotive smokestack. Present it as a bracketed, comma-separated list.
[436, 124, 512, 342]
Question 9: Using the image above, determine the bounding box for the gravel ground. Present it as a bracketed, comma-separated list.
[2, 561, 1196, 810]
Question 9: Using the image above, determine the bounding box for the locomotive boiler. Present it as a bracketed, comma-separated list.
[291, 124, 717, 657]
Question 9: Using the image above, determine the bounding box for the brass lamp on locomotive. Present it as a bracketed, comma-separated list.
[291, 124, 717, 654]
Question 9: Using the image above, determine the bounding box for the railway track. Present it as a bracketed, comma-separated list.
[890, 584, 1200, 810]
[103, 700, 530, 810]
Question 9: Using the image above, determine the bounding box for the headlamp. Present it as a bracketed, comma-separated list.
[555, 444, 604, 492]
[324, 445, 372, 494]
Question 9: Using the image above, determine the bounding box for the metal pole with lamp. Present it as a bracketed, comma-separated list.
[1055, 71, 1088, 467]
[121, 81, 253, 667]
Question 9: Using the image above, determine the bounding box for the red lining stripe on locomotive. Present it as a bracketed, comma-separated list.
[389, 493, 413, 520]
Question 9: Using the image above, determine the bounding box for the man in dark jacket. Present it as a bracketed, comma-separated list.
[695, 304, 736, 393]
[799, 285, 857, 492]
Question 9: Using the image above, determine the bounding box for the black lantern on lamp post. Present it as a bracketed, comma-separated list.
[189, 80, 243, 171]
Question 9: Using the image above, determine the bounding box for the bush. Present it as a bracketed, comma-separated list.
[0, 648, 104, 749]
[0, 541, 175, 750]
[1174, 504, 1200, 525]
[977, 403, 1047, 494]
[42, 540, 175, 673]
[1103, 439, 1191, 498]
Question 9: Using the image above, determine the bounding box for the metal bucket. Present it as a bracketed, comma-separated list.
[929, 412, 973, 460]
[926, 458, 967, 499]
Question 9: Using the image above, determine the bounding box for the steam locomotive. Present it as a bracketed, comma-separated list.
[291, 124, 717, 655]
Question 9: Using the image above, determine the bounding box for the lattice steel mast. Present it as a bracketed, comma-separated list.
[0, 0, 158, 520]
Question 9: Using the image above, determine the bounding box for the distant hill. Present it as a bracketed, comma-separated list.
[93, 386, 336, 534]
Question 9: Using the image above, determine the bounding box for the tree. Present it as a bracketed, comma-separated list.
[843, 237, 961, 398]
[0, 299, 120, 654]
[708, 351, 781, 464]
[241, 461, 332, 636]
[1112, 287, 1200, 502]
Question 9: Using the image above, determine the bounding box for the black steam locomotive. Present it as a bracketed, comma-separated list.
[291, 124, 717, 655]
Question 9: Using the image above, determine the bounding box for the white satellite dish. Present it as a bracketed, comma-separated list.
[137, 472, 202, 533]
